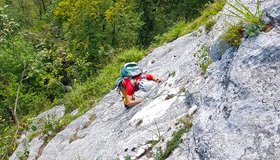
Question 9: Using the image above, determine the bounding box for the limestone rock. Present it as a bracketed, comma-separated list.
[11, 0, 280, 160]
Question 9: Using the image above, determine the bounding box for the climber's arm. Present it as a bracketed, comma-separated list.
[125, 96, 143, 107]
[145, 74, 162, 83]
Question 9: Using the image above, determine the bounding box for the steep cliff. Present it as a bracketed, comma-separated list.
[10, 0, 280, 159]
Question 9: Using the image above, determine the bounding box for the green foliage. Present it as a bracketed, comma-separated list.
[204, 18, 217, 33]
[0, 33, 54, 119]
[16, 140, 30, 160]
[178, 115, 193, 129]
[243, 23, 260, 38]
[226, 0, 261, 26]
[154, 128, 189, 160]
[124, 155, 132, 160]
[53, 114, 80, 133]
[147, 122, 164, 147]
[54, 0, 143, 71]
[0, 5, 19, 42]
[27, 131, 37, 142]
[221, 22, 244, 47]
[136, 0, 212, 46]
[193, 44, 212, 75]
[163, 128, 188, 156]
[42, 118, 57, 135]
[222, 0, 264, 46]
[152, 0, 226, 46]
[0, 126, 17, 158]
[105, 0, 144, 48]
[154, 21, 186, 44]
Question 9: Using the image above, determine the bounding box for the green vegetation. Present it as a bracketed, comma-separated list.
[124, 155, 132, 160]
[205, 18, 217, 33]
[154, 128, 189, 160]
[222, 0, 264, 47]
[153, 0, 226, 46]
[193, 44, 213, 75]
[169, 71, 176, 78]
[16, 140, 29, 160]
[221, 22, 244, 47]
[137, 0, 213, 46]
[147, 122, 164, 147]
[154, 116, 192, 160]
[243, 23, 261, 38]
[178, 115, 193, 129]
[0, 0, 225, 158]
[226, 0, 261, 26]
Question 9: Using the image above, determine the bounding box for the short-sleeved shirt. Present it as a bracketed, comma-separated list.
[121, 74, 153, 104]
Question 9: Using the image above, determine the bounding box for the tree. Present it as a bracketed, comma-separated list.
[105, 0, 144, 49]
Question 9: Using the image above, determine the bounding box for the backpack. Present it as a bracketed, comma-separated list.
[115, 62, 143, 92]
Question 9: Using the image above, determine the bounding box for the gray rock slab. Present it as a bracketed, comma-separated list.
[169, 23, 280, 160]
[12, 0, 280, 159]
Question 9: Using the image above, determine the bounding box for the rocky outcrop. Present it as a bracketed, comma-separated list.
[10, 0, 280, 159]
[168, 1, 280, 159]
[169, 28, 280, 160]
[10, 105, 65, 160]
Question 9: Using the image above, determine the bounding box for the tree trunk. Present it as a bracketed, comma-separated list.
[1, 63, 27, 160]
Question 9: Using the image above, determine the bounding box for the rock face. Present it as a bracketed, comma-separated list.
[38, 27, 204, 160]
[11, 0, 280, 160]
[10, 105, 65, 160]
[167, 1, 280, 159]
[170, 31, 280, 160]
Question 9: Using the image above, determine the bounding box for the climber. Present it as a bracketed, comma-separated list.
[115, 62, 161, 109]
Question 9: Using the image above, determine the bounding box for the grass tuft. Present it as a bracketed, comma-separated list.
[205, 18, 217, 33]
[222, 0, 265, 46]
[154, 128, 189, 160]
[226, 0, 261, 26]
[221, 22, 244, 47]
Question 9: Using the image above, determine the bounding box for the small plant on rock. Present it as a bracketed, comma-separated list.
[222, 0, 265, 46]
[124, 155, 132, 160]
[221, 22, 244, 47]
[193, 44, 212, 75]
[243, 23, 260, 37]
[226, 0, 261, 26]
[148, 122, 164, 147]
[204, 18, 217, 33]
[178, 115, 193, 129]
[154, 127, 188, 160]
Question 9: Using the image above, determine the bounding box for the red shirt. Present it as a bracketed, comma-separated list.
[122, 74, 153, 96]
